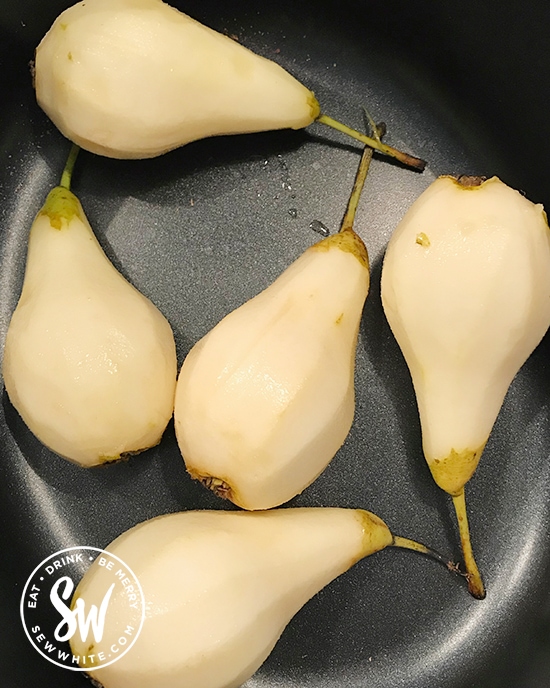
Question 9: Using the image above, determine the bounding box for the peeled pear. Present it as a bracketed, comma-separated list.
[70, 507, 449, 688]
[175, 234, 368, 510]
[34, 0, 424, 169]
[380, 175, 550, 598]
[174, 142, 378, 510]
[2, 147, 177, 466]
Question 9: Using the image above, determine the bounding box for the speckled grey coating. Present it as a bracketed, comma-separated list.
[1, 1, 550, 687]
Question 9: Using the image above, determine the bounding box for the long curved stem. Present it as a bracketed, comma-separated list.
[317, 113, 426, 171]
[452, 488, 486, 599]
[391, 535, 460, 573]
[60, 143, 81, 191]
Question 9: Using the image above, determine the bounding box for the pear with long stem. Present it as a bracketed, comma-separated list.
[2, 145, 177, 466]
[380, 175, 550, 598]
[34, 0, 424, 170]
[71, 507, 458, 688]
[174, 123, 382, 510]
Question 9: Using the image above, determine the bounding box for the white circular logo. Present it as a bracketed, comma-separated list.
[20, 546, 145, 671]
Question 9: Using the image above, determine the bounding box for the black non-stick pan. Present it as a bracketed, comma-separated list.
[2, 1, 550, 686]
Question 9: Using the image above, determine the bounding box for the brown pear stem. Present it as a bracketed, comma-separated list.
[316, 113, 426, 171]
[391, 535, 460, 573]
[60, 143, 80, 191]
[452, 488, 486, 599]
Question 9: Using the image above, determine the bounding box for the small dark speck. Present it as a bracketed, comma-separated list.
[288, 208, 297, 219]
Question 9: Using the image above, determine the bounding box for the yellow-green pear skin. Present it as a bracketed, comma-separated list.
[381, 175, 550, 495]
[34, 0, 319, 159]
[2, 187, 177, 466]
[174, 231, 370, 510]
[71, 507, 392, 688]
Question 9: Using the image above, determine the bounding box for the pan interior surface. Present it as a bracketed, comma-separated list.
[1, 1, 550, 688]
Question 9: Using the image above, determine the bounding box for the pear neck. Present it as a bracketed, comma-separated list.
[311, 230, 369, 268]
[39, 186, 82, 230]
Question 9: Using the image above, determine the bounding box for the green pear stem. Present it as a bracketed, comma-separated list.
[316, 113, 426, 172]
[391, 535, 459, 573]
[60, 143, 81, 191]
[339, 120, 384, 234]
[452, 489, 486, 599]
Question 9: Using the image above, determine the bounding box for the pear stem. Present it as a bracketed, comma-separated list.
[339, 120, 384, 234]
[316, 113, 426, 171]
[451, 489, 486, 599]
[60, 143, 81, 191]
[391, 535, 459, 573]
